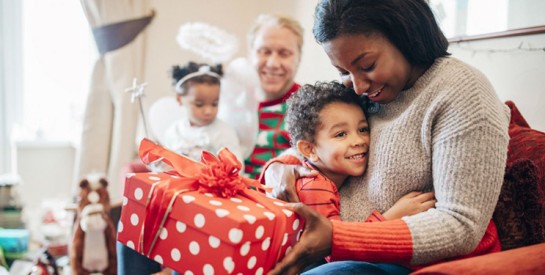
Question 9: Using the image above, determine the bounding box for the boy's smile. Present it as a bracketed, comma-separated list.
[309, 101, 370, 186]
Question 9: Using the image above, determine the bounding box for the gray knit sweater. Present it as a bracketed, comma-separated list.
[338, 57, 510, 264]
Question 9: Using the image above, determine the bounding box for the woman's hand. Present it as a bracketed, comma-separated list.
[268, 203, 333, 275]
[382, 191, 436, 220]
[264, 162, 317, 202]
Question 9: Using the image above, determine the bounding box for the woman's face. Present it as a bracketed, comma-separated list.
[250, 24, 301, 101]
[178, 83, 220, 127]
[322, 33, 420, 104]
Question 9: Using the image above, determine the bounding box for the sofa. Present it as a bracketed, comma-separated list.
[413, 101, 545, 274]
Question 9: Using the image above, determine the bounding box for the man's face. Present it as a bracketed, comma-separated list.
[250, 24, 301, 101]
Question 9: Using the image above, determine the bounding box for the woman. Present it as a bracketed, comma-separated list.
[266, 0, 510, 274]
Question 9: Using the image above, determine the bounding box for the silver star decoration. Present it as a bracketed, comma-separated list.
[125, 78, 148, 103]
[125, 78, 150, 137]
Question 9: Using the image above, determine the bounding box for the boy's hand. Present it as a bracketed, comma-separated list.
[382, 191, 436, 220]
[264, 163, 317, 202]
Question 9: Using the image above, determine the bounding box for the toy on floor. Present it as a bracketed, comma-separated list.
[28, 248, 59, 275]
[70, 174, 117, 275]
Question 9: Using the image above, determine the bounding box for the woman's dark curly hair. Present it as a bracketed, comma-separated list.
[170, 61, 223, 95]
[313, 0, 450, 66]
[286, 81, 368, 147]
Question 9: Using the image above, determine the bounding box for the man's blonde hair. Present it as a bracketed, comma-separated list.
[247, 14, 304, 53]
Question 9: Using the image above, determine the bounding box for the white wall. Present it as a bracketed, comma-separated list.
[449, 34, 545, 132]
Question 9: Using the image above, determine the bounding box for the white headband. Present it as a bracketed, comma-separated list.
[174, 65, 221, 93]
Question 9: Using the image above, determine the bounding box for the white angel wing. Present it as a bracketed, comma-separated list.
[218, 57, 261, 159]
[148, 97, 185, 146]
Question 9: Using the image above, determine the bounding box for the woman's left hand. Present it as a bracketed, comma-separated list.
[268, 203, 333, 275]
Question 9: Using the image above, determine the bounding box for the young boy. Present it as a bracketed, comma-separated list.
[285, 81, 435, 222]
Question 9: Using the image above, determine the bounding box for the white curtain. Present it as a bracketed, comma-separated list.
[76, 0, 152, 200]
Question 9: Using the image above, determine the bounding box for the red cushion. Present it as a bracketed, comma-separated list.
[505, 100, 545, 173]
[493, 101, 545, 250]
[411, 242, 545, 274]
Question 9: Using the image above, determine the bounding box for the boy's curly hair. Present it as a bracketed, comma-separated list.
[286, 81, 368, 147]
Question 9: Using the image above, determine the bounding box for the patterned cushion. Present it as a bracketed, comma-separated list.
[493, 101, 545, 250]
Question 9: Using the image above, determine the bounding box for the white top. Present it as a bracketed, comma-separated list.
[164, 117, 244, 166]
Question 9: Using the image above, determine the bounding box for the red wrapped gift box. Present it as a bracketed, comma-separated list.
[117, 139, 304, 274]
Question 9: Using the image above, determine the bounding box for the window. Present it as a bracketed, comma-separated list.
[17, 0, 96, 142]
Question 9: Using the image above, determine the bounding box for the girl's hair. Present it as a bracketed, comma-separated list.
[286, 81, 368, 146]
[170, 62, 223, 95]
[313, 0, 450, 66]
[247, 14, 304, 53]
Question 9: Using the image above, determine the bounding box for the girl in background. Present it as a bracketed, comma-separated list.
[117, 61, 243, 275]
[164, 61, 243, 164]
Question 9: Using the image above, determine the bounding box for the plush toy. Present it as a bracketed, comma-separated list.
[70, 175, 117, 275]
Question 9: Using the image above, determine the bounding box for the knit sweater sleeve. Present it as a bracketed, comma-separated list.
[402, 71, 510, 264]
[331, 61, 510, 265]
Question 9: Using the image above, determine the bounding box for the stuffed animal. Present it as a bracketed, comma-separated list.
[70, 175, 117, 275]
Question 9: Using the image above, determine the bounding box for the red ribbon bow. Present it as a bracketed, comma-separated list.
[139, 138, 264, 197]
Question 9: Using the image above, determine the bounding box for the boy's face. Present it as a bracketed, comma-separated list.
[179, 83, 220, 127]
[308, 102, 370, 183]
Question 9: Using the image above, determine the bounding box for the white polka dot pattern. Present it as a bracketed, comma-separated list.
[243, 214, 256, 224]
[215, 209, 230, 217]
[171, 248, 181, 261]
[240, 242, 250, 256]
[261, 237, 271, 250]
[209, 236, 220, 248]
[117, 172, 305, 274]
[160, 228, 168, 240]
[209, 200, 222, 206]
[228, 228, 243, 244]
[237, 205, 250, 212]
[223, 257, 235, 273]
[189, 241, 200, 255]
[247, 256, 257, 269]
[134, 188, 143, 200]
[154, 255, 163, 264]
[255, 226, 264, 239]
[176, 221, 186, 233]
[194, 214, 205, 228]
[130, 213, 139, 226]
[203, 264, 214, 275]
[292, 219, 300, 231]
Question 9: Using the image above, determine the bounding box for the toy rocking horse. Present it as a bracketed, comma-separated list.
[70, 175, 117, 275]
